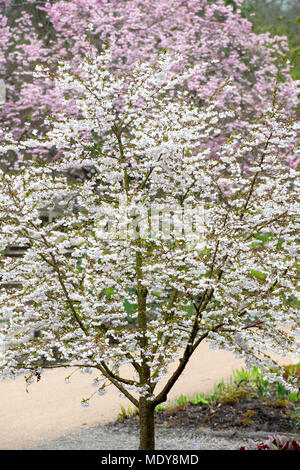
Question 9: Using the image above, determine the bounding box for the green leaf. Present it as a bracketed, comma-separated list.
[104, 286, 116, 299]
[123, 298, 138, 313]
[254, 231, 274, 243]
[286, 295, 300, 308]
[76, 253, 86, 271]
[250, 269, 267, 281]
[127, 287, 136, 295]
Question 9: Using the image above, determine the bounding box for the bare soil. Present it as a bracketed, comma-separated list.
[154, 397, 300, 434]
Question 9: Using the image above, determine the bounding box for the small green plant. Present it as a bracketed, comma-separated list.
[283, 363, 300, 381]
[118, 405, 127, 421]
[191, 392, 209, 406]
[175, 393, 191, 407]
[155, 391, 209, 415]
[252, 366, 270, 397]
[204, 375, 254, 405]
[155, 403, 167, 412]
[232, 367, 253, 386]
[233, 365, 270, 394]
[207, 379, 226, 404]
[287, 393, 300, 403]
[117, 404, 138, 421]
[276, 382, 287, 398]
[160, 392, 209, 412]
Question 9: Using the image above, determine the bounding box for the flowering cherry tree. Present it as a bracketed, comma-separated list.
[0, 51, 299, 450]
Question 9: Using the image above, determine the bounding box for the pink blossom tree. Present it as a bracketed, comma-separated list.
[0, 0, 299, 170]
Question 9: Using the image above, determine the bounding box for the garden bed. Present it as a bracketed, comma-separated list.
[154, 395, 300, 434]
[117, 364, 300, 438]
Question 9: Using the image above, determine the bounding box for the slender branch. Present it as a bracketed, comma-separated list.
[112, 124, 130, 194]
[152, 286, 216, 407]
[244, 210, 288, 242]
[138, 153, 162, 191]
[239, 131, 273, 220]
[152, 330, 210, 407]
[96, 362, 139, 408]
[99, 360, 137, 387]
[47, 252, 88, 335]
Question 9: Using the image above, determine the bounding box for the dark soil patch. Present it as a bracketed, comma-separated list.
[154, 397, 300, 434]
[119, 395, 300, 436]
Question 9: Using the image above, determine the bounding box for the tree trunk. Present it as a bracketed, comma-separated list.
[138, 398, 155, 450]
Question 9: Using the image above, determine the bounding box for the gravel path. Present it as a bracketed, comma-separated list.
[28, 421, 264, 451]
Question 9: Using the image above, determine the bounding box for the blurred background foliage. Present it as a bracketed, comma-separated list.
[4, 1, 300, 82]
[239, 0, 300, 81]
